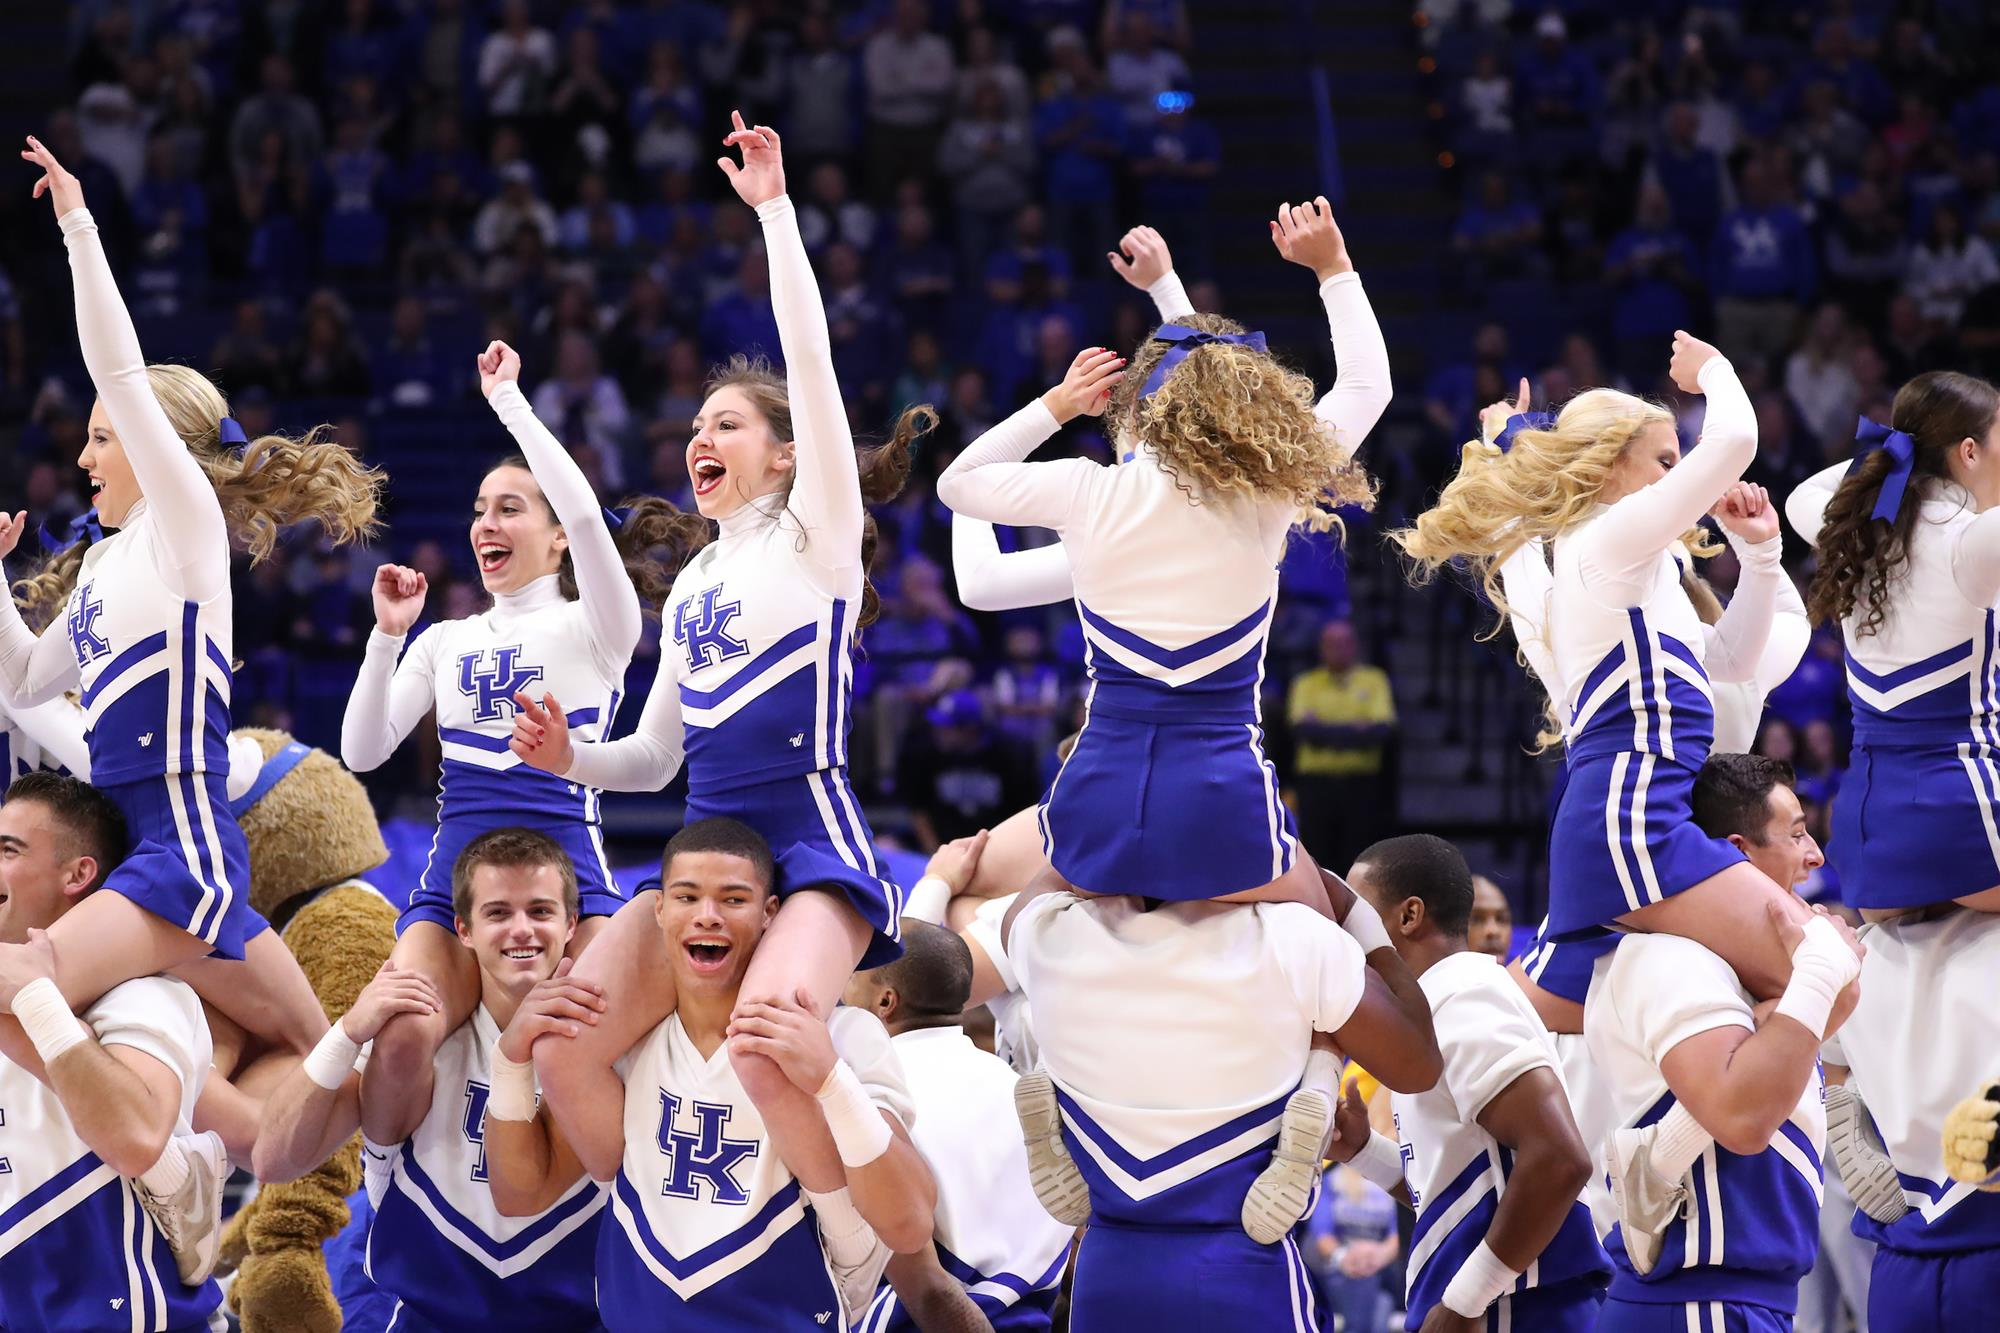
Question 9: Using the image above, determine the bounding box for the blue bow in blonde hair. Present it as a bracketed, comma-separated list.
[1493, 411, 1557, 453]
[1847, 416, 1917, 522]
[1140, 324, 1269, 399]
[38, 508, 104, 554]
[219, 416, 248, 449]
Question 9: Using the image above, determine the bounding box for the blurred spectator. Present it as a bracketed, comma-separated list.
[632, 42, 705, 174]
[700, 249, 782, 365]
[532, 330, 632, 487]
[881, 200, 957, 337]
[559, 171, 636, 252]
[1711, 155, 1816, 374]
[1645, 102, 1727, 254]
[1034, 31, 1124, 273]
[957, 26, 1030, 123]
[1791, 79, 1872, 206]
[1101, 0, 1192, 55]
[1469, 874, 1513, 961]
[989, 624, 1064, 754]
[896, 690, 1038, 851]
[1457, 48, 1513, 163]
[798, 163, 878, 255]
[374, 297, 458, 408]
[1452, 170, 1545, 285]
[1904, 204, 2000, 329]
[1881, 293, 1953, 384]
[479, 0, 557, 123]
[550, 25, 625, 165]
[288, 291, 372, 399]
[1305, 1164, 1400, 1333]
[863, 0, 956, 200]
[1516, 12, 1598, 164]
[823, 242, 894, 415]
[1128, 94, 1220, 271]
[1822, 180, 1909, 327]
[319, 116, 390, 275]
[1105, 11, 1190, 125]
[474, 163, 559, 254]
[786, 14, 856, 166]
[870, 554, 980, 781]
[1786, 304, 1860, 453]
[229, 54, 322, 193]
[1287, 619, 1397, 877]
[210, 299, 286, 396]
[941, 79, 1037, 276]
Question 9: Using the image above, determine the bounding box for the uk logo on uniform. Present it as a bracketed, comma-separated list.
[673, 585, 749, 672]
[656, 1091, 759, 1204]
[457, 646, 543, 722]
[67, 584, 110, 664]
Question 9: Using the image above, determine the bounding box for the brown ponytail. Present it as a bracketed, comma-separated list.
[1806, 370, 2000, 636]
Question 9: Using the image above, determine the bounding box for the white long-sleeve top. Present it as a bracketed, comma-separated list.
[935, 271, 1390, 717]
[0, 207, 234, 784]
[555, 195, 869, 795]
[1553, 356, 1761, 766]
[0, 689, 90, 780]
[340, 382, 639, 820]
[1786, 462, 2000, 748]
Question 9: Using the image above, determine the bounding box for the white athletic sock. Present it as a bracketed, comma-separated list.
[1650, 1103, 1709, 1184]
[1301, 1047, 1343, 1154]
[805, 1186, 876, 1268]
[140, 1135, 191, 1196]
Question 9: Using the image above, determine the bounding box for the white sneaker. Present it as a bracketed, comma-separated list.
[137, 1131, 231, 1286]
[1826, 1083, 1910, 1223]
[1015, 1071, 1089, 1226]
[1606, 1124, 1687, 1277]
[1242, 1088, 1330, 1245]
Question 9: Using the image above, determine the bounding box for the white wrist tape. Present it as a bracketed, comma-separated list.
[904, 875, 951, 925]
[1341, 891, 1393, 956]
[487, 1048, 538, 1122]
[14, 977, 87, 1065]
[815, 1060, 891, 1168]
[303, 1023, 364, 1092]
[1351, 1131, 1404, 1193]
[1774, 916, 1863, 1040]
[1442, 1239, 1520, 1318]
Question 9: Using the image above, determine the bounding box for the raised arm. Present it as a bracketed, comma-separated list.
[1497, 537, 1561, 692]
[1784, 460, 1844, 547]
[1319, 867, 1443, 1093]
[1107, 224, 1197, 323]
[1582, 337, 1757, 584]
[510, 648, 685, 792]
[950, 516, 1074, 612]
[1269, 197, 1392, 459]
[483, 342, 641, 667]
[28, 138, 227, 602]
[717, 114, 864, 566]
[342, 572, 440, 773]
[935, 348, 1121, 529]
[1701, 484, 1784, 685]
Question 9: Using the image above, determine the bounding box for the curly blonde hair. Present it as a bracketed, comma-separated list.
[1108, 314, 1375, 534]
[1392, 387, 1721, 748]
[14, 364, 383, 629]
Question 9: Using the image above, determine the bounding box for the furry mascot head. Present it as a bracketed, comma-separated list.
[221, 729, 398, 1332]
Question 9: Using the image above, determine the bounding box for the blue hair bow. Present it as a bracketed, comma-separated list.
[1139, 324, 1268, 399]
[1493, 411, 1557, 453]
[38, 507, 104, 554]
[1847, 416, 1916, 522]
[219, 416, 248, 449]
[602, 505, 629, 530]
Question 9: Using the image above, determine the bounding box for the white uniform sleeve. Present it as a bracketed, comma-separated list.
[963, 893, 1021, 996]
[1147, 271, 1196, 322]
[1614, 937, 1755, 1067]
[2, 690, 89, 777]
[1497, 537, 1560, 692]
[1313, 272, 1393, 462]
[1753, 566, 1811, 697]
[0, 594, 82, 707]
[758, 195, 863, 580]
[1949, 508, 2000, 607]
[1783, 462, 1844, 547]
[59, 208, 228, 603]
[830, 1008, 917, 1132]
[85, 977, 210, 1119]
[488, 381, 642, 669]
[1270, 906, 1369, 1035]
[1434, 976, 1556, 1125]
[341, 628, 439, 773]
[935, 401, 1096, 531]
[1701, 532, 1784, 685]
[1000, 891, 1068, 996]
[1576, 357, 1757, 595]
[950, 516, 1075, 612]
[560, 648, 685, 791]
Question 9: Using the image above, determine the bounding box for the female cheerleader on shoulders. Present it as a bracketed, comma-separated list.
[338, 338, 681, 1143]
[1786, 370, 2000, 920]
[0, 135, 380, 1277]
[506, 115, 935, 1269]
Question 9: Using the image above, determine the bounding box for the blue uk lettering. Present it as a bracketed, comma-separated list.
[673, 586, 749, 672]
[456, 647, 544, 722]
[464, 1081, 491, 1182]
[656, 1090, 759, 1204]
[67, 584, 110, 664]
[1, 1106, 9, 1175]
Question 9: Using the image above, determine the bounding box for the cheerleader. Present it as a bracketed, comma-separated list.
[337, 338, 678, 1141]
[1396, 332, 1817, 1016]
[933, 198, 1391, 907]
[506, 116, 932, 1230]
[0, 686, 88, 780]
[0, 136, 378, 1267]
[1787, 370, 2000, 917]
